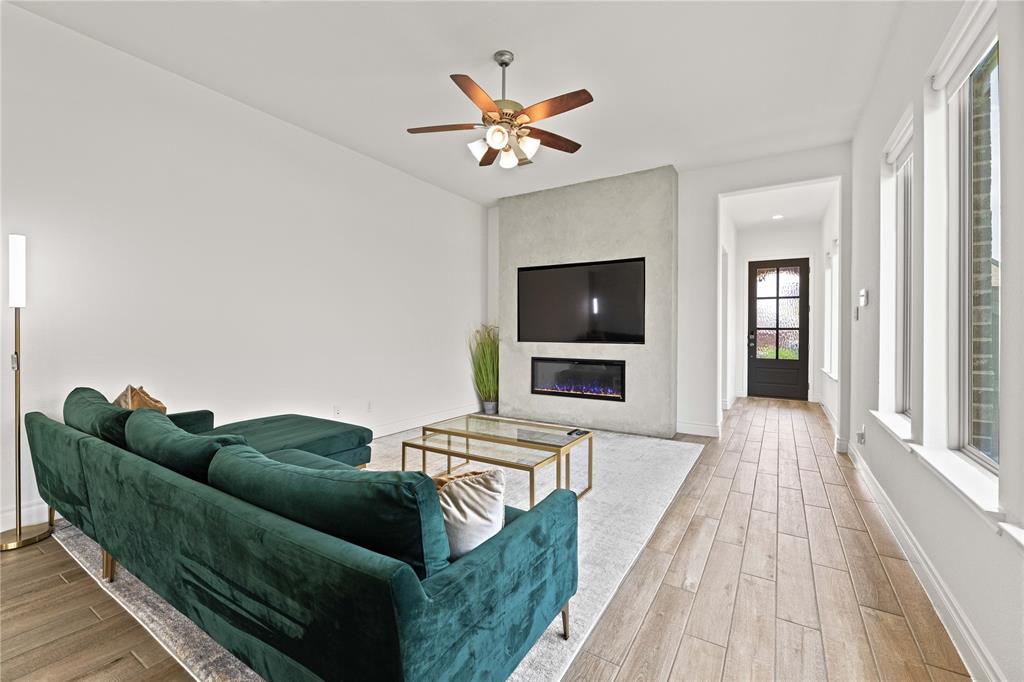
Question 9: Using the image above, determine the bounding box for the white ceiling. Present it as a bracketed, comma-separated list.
[722, 177, 839, 230]
[17, 1, 904, 206]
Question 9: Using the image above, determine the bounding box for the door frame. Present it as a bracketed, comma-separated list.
[746, 257, 811, 400]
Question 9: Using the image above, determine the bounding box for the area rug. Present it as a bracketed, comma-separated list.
[53, 426, 701, 682]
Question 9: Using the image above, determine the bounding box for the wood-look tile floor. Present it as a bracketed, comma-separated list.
[0, 536, 188, 681]
[565, 398, 971, 682]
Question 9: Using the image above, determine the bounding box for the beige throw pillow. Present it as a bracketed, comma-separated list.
[433, 469, 505, 560]
[113, 385, 167, 413]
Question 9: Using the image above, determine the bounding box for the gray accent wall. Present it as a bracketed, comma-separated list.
[497, 166, 678, 437]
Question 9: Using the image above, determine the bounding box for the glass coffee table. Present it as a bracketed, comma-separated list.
[401, 414, 594, 508]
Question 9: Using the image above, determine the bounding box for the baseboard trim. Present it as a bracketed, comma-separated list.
[833, 436, 849, 454]
[847, 444, 1003, 681]
[1, 498, 56, 529]
[370, 403, 481, 438]
[675, 420, 721, 438]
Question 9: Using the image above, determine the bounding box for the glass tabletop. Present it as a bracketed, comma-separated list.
[406, 432, 556, 468]
[422, 414, 589, 451]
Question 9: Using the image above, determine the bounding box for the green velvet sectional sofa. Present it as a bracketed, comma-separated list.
[26, 388, 579, 681]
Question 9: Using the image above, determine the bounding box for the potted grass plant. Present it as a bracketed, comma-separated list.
[470, 325, 499, 415]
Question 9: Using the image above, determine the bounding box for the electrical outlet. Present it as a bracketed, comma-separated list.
[333, 405, 344, 418]
[856, 425, 866, 445]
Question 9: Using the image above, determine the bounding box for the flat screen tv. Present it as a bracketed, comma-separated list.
[518, 257, 645, 343]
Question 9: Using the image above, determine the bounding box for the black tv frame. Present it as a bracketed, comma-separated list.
[516, 256, 646, 344]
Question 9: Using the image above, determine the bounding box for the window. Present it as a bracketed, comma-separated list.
[953, 43, 1000, 468]
[894, 155, 913, 415]
[823, 244, 839, 376]
[881, 111, 912, 416]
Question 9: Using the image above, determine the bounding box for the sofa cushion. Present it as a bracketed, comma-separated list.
[264, 448, 355, 471]
[63, 387, 132, 448]
[204, 414, 371, 458]
[209, 445, 449, 579]
[125, 409, 245, 482]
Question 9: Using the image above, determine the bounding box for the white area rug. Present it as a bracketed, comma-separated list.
[53, 427, 701, 682]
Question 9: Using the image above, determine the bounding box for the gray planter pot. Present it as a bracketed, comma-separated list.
[482, 401, 498, 415]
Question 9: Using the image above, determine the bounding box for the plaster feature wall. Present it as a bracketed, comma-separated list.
[497, 166, 678, 437]
[1, 7, 486, 526]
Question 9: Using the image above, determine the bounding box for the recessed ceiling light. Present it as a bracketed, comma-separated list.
[772, 214, 784, 220]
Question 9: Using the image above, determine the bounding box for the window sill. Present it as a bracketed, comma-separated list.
[906, 443, 1001, 520]
[869, 410, 912, 445]
[869, 410, 1020, 550]
[820, 368, 839, 382]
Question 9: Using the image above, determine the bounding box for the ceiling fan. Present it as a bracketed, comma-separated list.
[407, 50, 593, 169]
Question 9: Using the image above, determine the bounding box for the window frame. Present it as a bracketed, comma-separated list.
[948, 40, 1000, 473]
[893, 152, 913, 416]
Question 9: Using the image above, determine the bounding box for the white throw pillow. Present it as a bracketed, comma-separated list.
[433, 469, 505, 560]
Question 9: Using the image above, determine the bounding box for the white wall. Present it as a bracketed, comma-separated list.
[847, 1, 1024, 678]
[677, 143, 852, 437]
[0, 7, 486, 526]
[496, 167, 679, 438]
[730, 221, 824, 403]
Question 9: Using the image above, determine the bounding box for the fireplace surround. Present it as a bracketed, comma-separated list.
[531, 357, 625, 402]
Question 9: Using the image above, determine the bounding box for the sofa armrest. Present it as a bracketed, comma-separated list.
[403, 489, 578, 680]
[166, 410, 214, 434]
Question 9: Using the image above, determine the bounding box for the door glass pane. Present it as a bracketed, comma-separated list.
[756, 268, 777, 297]
[779, 266, 800, 296]
[756, 299, 776, 328]
[756, 330, 776, 359]
[779, 330, 799, 360]
[779, 298, 800, 328]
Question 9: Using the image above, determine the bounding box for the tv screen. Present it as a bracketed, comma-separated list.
[518, 257, 645, 343]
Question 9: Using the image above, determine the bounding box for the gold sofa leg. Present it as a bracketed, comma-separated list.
[100, 548, 116, 582]
[561, 603, 570, 640]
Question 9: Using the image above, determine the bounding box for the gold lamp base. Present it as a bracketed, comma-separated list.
[1, 521, 53, 551]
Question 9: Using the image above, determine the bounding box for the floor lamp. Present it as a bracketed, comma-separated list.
[1, 234, 52, 551]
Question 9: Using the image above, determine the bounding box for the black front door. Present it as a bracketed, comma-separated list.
[747, 258, 809, 400]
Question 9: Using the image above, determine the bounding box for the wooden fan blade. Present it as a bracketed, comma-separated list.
[407, 123, 482, 134]
[524, 127, 582, 153]
[516, 89, 593, 125]
[450, 74, 499, 114]
[479, 147, 499, 166]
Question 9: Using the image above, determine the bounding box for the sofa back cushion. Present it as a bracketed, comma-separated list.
[125, 409, 245, 482]
[208, 445, 450, 579]
[63, 387, 132, 448]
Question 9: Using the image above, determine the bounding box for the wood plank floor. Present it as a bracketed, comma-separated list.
[565, 397, 971, 682]
[0, 536, 188, 681]
[0, 398, 970, 681]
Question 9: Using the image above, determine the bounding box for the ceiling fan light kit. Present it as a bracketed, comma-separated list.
[407, 50, 593, 169]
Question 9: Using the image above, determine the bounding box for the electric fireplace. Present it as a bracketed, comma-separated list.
[531, 357, 625, 402]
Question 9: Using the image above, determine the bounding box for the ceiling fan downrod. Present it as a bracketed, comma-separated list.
[494, 49, 514, 101]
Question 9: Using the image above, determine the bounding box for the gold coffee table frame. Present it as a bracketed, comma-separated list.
[401, 414, 594, 508]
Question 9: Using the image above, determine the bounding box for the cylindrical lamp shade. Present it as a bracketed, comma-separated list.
[9, 234, 26, 308]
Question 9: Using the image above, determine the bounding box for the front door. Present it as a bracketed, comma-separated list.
[747, 258, 809, 400]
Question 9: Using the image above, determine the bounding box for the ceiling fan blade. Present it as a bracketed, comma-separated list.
[450, 74, 499, 114]
[407, 123, 483, 134]
[523, 127, 582, 153]
[479, 147, 499, 166]
[510, 137, 532, 166]
[515, 89, 593, 125]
